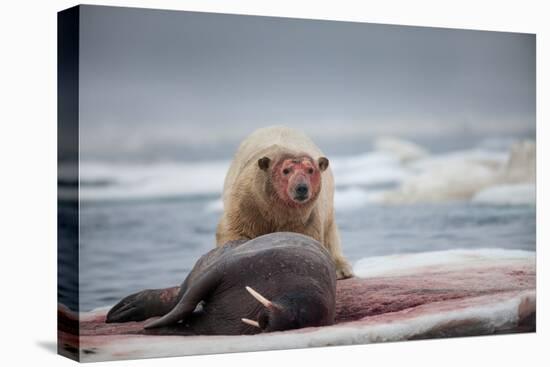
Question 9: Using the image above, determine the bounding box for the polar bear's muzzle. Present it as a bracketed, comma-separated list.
[294, 184, 309, 201]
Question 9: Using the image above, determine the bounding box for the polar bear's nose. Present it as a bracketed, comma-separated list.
[296, 184, 309, 197]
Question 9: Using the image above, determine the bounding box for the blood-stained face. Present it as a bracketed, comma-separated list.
[258, 155, 329, 207]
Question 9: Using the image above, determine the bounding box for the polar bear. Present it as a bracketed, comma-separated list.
[216, 126, 353, 279]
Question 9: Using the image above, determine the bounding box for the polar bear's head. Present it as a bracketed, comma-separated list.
[257, 153, 329, 207]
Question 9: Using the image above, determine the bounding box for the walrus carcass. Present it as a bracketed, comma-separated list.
[106, 232, 337, 335]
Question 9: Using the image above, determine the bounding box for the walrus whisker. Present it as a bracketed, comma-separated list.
[245, 286, 272, 308]
[241, 318, 260, 328]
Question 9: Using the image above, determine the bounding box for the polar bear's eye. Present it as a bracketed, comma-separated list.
[283, 168, 290, 175]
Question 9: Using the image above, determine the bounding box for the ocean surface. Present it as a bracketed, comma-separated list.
[58, 136, 536, 312]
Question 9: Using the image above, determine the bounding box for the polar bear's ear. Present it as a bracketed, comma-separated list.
[258, 156, 271, 171]
[318, 157, 329, 171]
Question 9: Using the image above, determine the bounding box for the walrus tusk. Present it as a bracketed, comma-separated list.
[241, 318, 260, 328]
[245, 286, 272, 308]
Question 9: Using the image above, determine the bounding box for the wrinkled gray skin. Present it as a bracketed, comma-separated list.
[106, 232, 337, 335]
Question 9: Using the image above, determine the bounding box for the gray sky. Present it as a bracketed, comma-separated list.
[78, 5, 535, 160]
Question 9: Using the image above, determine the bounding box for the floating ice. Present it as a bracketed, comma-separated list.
[473, 184, 535, 206]
[384, 140, 535, 204]
[77, 160, 229, 201]
[354, 248, 535, 278]
[334, 187, 385, 210]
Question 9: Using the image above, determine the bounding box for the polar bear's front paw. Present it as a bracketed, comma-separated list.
[335, 259, 354, 279]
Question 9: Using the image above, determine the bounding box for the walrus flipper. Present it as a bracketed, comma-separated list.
[106, 286, 181, 323]
[143, 266, 223, 329]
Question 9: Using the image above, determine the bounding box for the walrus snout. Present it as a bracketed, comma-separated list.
[241, 285, 332, 333]
[241, 286, 280, 330]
